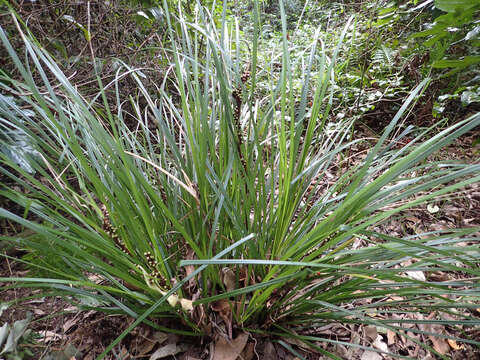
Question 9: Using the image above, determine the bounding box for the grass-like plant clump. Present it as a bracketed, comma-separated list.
[1, 1, 479, 358]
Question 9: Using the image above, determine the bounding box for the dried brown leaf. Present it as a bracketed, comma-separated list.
[372, 335, 388, 353]
[421, 316, 450, 355]
[63, 315, 81, 333]
[38, 330, 65, 343]
[136, 339, 157, 357]
[135, 332, 167, 357]
[447, 339, 463, 350]
[281, 336, 310, 350]
[150, 343, 187, 360]
[405, 270, 426, 281]
[184, 246, 197, 290]
[263, 341, 277, 360]
[213, 333, 248, 360]
[211, 300, 233, 339]
[360, 350, 383, 360]
[429, 335, 450, 355]
[222, 267, 236, 292]
[364, 326, 378, 340]
[240, 342, 255, 360]
[387, 330, 396, 345]
[152, 331, 169, 344]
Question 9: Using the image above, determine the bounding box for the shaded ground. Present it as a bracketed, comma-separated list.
[2, 238, 479, 359]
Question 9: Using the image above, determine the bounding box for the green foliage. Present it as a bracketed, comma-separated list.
[435, 0, 480, 13]
[0, 313, 35, 360]
[0, 1, 479, 358]
[411, 0, 480, 74]
[361, 0, 480, 125]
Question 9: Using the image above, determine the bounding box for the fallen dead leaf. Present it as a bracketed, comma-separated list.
[180, 298, 194, 311]
[421, 317, 450, 356]
[63, 306, 78, 312]
[405, 270, 426, 282]
[281, 336, 310, 350]
[135, 332, 168, 357]
[386, 330, 396, 345]
[263, 341, 277, 360]
[38, 330, 65, 343]
[136, 339, 157, 357]
[150, 343, 186, 360]
[372, 335, 388, 353]
[185, 247, 197, 290]
[332, 344, 349, 358]
[222, 267, 236, 292]
[429, 335, 450, 355]
[211, 300, 233, 339]
[360, 350, 383, 360]
[213, 333, 249, 360]
[62, 314, 82, 333]
[447, 339, 463, 350]
[240, 342, 255, 360]
[364, 326, 378, 340]
[351, 331, 361, 345]
[405, 216, 421, 224]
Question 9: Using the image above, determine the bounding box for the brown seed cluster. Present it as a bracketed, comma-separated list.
[101, 204, 129, 255]
[233, 67, 251, 124]
[160, 188, 167, 203]
[232, 88, 242, 125]
[304, 172, 322, 212]
[232, 66, 251, 171]
[144, 251, 167, 286]
[241, 69, 251, 84]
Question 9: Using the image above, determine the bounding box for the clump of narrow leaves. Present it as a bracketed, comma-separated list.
[0, 1, 479, 358]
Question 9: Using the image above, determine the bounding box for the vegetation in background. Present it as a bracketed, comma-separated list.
[0, 0, 479, 358]
[369, 0, 480, 124]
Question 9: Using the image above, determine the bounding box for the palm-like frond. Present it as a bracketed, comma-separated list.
[372, 45, 396, 68]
